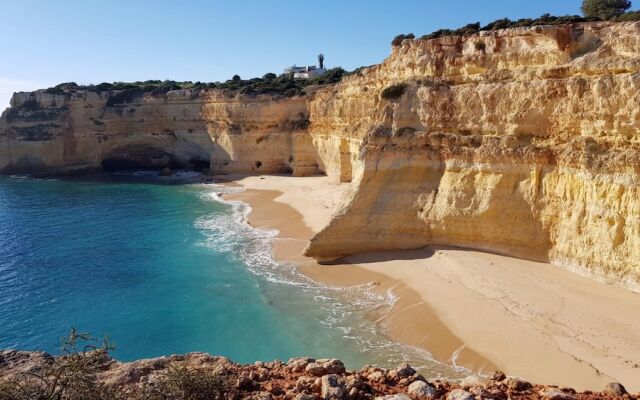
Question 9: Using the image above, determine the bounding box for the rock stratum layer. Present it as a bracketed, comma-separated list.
[306, 21, 640, 290]
[1, 21, 640, 288]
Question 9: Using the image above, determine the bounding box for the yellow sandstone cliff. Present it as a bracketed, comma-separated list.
[0, 89, 316, 176]
[306, 21, 640, 290]
[1, 21, 639, 288]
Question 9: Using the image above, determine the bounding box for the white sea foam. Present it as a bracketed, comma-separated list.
[8, 175, 57, 182]
[192, 183, 470, 377]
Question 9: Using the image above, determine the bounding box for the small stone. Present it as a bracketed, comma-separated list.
[321, 374, 345, 400]
[407, 380, 437, 398]
[345, 375, 364, 390]
[305, 362, 327, 377]
[295, 394, 319, 400]
[368, 370, 386, 383]
[446, 389, 474, 400]
[237, 374, 257, 390]
[460, 375, 488, 388]
[322, 359, 346, 374]
[288, 357, 314, 372]
[506, 377, 532, 391]
[490, 371, 506, 381]
[540, 388, 575, 400]
[378, 395, 412, 400]
[249, 392, 273, 400]
[604, 382, 628, 396]
[395, 363, 416, 378]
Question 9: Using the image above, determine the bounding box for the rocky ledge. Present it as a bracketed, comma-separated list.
[0, 350, 635, 399]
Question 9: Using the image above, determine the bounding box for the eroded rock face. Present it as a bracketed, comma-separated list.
[304, 21, 640, 289]
[0, 89, 318, 176]
[1, 22, 640, 287]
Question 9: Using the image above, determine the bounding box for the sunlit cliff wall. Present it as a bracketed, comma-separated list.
[305, 21, 640, 288]
[0, 90, 317, 176]
[1, 21, 639, 287]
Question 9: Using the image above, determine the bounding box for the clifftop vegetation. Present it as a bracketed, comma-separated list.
[41, 67, 349, 102]
[392, 0, 640, 46]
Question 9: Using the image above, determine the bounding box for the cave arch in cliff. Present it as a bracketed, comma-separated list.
[100, 144, 211, 172]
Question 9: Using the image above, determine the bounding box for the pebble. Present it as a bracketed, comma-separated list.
[407, 380, 437, 398]
[604, 382, 627, 396]
[321, 374, 345, 400]
[446, 388, 474, 400]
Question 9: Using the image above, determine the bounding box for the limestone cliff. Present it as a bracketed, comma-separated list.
[1, 21, 640, 288]
[305, 21, 640, 289]
[0, 89, 316, 176]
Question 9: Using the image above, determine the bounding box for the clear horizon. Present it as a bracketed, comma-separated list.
[0, 0, 605, 108]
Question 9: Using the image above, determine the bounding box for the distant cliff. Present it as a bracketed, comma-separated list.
[2, 21, 640, 288]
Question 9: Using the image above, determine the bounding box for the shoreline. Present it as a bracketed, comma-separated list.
[218, 174, 640, 392]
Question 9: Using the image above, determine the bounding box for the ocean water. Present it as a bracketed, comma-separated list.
[0, 172, 465, 377]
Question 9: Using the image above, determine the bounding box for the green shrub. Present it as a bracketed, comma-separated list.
[105, 88, 145, 106]
[475, 41, 486, 51]
[582, 0, 631, 19]
[95, 82, 114, 91]
[391, 33, 415, 46]
[0, 329, 120, 400]
[40, 66, 353, 100]
[416, 14, 599, 42]
[44, 87, 65, 95]
[481, 17, 515, 30]
[381, 83, 407, 100]
[0, 329, 237, 400]
[141, 365, 232, 400]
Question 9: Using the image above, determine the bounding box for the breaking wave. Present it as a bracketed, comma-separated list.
[193, 183, 470, 379]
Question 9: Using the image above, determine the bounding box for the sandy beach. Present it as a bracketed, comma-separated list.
[220, 174, 640, 392]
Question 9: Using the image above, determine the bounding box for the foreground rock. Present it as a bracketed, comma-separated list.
[0, 350, 636, 399]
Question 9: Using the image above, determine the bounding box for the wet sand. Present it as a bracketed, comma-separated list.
[220, 174, 640, 392]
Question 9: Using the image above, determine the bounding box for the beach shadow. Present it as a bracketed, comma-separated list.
[323, 247, 437, 265]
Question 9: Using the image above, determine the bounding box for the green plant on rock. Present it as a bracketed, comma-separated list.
[140, 365, 232, 400]
[391, 33, 415, 46]
[381, 83, 407, 100]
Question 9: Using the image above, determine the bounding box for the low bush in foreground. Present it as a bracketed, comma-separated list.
[0, 330, 234, 400]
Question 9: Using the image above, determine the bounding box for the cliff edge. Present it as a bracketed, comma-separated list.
[304, 21, 640, 290]
[1, 21, 640, 288]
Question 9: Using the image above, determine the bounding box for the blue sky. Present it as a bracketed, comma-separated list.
[0, 0, 590, 108]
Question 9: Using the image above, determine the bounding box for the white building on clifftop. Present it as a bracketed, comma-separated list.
[284, 54, 328, 79]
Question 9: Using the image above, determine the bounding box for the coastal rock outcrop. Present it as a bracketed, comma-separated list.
[0, 350, 635, 399]
[1, 21, 640, 287]
[304, 21, 640, 289]
[0, 89, 317, 176]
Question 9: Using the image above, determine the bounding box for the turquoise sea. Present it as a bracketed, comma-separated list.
[0, 172, 464, 377]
